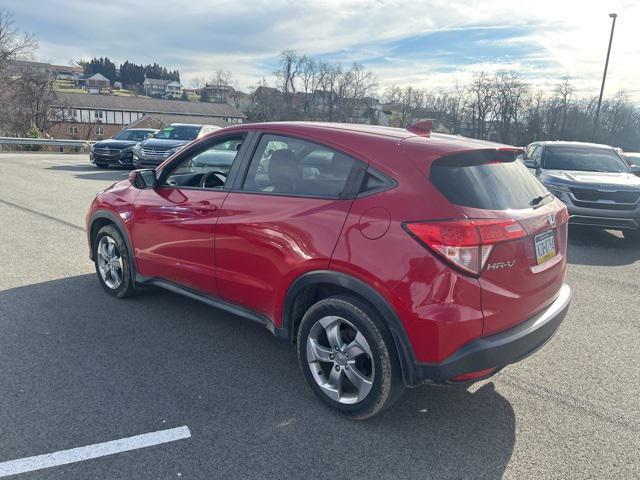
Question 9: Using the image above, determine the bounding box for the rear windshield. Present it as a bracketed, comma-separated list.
[430, 155, 547, 210]
[542, 146, 628, 173]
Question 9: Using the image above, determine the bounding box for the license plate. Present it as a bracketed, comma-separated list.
[534, 230, 556, 264]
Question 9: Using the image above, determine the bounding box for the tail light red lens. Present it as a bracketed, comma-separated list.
[404, 219, 526, 276]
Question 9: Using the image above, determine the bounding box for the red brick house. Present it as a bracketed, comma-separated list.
[48, 92, 245, 141]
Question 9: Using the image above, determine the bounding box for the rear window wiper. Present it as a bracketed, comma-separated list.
[530, 192, 553, 207]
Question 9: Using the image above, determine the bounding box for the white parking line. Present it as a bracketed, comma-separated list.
[0, 426, 191, 477]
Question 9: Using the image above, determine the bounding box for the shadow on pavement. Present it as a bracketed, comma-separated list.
[567, 225, 640, 266]
[0, 274, 515, 479]
[46, 164, 130, 182]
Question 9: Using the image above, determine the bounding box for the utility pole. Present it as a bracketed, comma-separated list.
[592, 13, 618, 141]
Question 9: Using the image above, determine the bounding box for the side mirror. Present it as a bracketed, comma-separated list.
[129, 169, 158, 189]
[630, 165, 640, 177]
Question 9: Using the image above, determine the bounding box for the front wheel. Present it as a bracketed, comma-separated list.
[94, 225, 136, 298]
[296, 295, 404, 420]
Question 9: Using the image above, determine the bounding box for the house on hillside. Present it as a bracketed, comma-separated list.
[142, 78, 183, 98]
[349, 98, 389, 126]
[201, 84, 252, 111]
[7, 59, 51, 76]
[48, 91, 245, 141]
[51, 64, 83, 82]
[85, 73, 111, 94]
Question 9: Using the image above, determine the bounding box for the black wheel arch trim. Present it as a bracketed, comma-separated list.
[282, 270, 420, 386]
[88, 210, 137, 278]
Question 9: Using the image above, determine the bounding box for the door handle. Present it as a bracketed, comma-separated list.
[192, 201, 218, 214]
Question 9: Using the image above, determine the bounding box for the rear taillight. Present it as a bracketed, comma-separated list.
[404, 219, 526, 276]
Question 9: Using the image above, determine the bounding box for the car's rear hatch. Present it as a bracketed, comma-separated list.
[424, 148, 569, 336]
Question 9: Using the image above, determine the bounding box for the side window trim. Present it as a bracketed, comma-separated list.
[234, 131, 366, 200]
[356, 166, 396, 197]
[157, 131, 253, 190]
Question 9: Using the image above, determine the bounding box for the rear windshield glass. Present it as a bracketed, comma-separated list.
[542, 146, 628, 173]
[430, 157, 547, 210]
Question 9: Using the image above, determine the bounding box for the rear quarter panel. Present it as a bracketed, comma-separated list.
[330, 141, 485, 363]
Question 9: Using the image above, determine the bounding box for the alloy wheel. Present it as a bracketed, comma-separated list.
[96, 236, 124, 289]
[306, 315, 375, 404]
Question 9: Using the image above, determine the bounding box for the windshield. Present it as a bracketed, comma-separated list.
[113, 130, 153, 141]
[542, 146, 629, 173]
[154, 126, 200, 141]
[624, 154, 640, 166]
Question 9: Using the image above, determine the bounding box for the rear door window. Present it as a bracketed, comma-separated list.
[430, 151, 547, 210]
[242, 134, 359, 198]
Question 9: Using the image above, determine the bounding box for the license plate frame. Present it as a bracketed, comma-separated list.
[534, 230, 557, 264]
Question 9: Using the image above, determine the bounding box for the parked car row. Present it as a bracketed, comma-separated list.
[89, 123, 220, 169]
[89, 128, 157, 168]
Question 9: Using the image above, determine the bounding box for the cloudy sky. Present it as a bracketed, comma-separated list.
[5, 0, 640, 98]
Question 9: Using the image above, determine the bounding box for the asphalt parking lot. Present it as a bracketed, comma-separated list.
[0, 152, 639, 479]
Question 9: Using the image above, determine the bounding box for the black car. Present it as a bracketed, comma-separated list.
[90, 129, 157, 168]
[132, 123, 220, 168]
[522, 141, 640, 239]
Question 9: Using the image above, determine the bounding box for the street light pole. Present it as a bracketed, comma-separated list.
[592, 13, 618, 141]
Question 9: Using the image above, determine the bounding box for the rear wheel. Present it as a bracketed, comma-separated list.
[94, 225, 135, 298]
[296, 295, 404, 420]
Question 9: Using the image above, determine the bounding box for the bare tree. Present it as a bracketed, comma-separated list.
[444, 82, 468, 134]
[556, 79, 574, 138]
[299, 55, 321, 119]
[246, 49, 640, 150]
[0, 10, 36, 69]
[0, 9, 53, 137]
[467, 72, 496, 140]
[493, 71, 528, 144]
[275, 49, 303, 117]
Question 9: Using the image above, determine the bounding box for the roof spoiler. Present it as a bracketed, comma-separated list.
[406, 120, 433, 137]
[433, 148, 524, 167]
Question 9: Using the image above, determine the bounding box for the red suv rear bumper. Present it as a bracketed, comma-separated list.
[410, 284, 571, 385]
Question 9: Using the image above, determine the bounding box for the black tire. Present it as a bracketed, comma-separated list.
[95, 163, 108, 169]
[93, 225, 136, 298]
[296, 295, 405, 420]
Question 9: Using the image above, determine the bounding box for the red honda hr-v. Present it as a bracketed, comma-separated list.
[86, 121, 571, 419]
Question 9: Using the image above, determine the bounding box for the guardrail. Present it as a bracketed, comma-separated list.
[0, 137, 93, 149]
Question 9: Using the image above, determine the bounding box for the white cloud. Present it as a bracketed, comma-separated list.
[7, 0, 640, 98]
